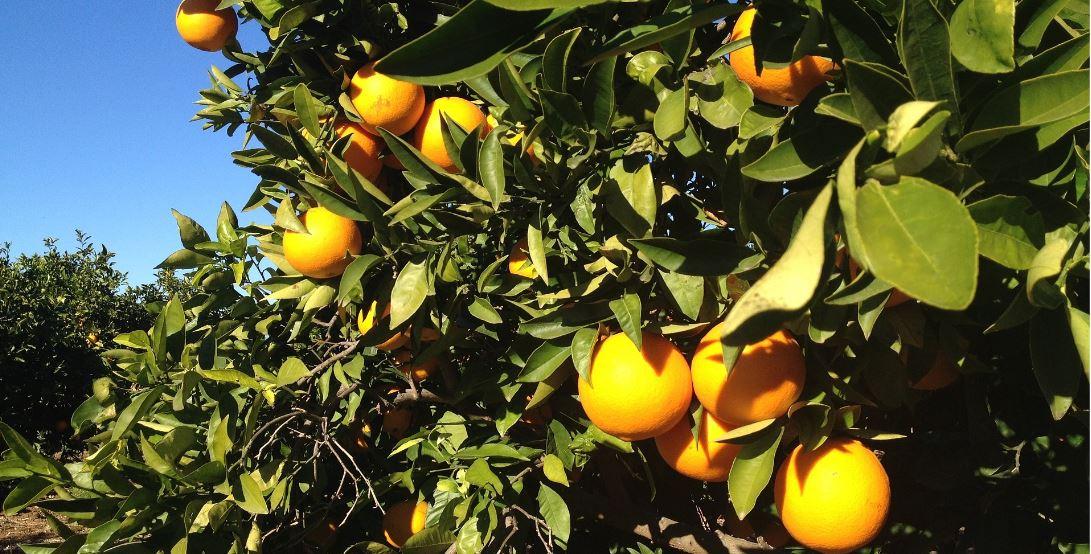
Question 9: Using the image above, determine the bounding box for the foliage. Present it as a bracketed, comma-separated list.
[2, 0, 1088, 553]
[0, 234, 177, 455]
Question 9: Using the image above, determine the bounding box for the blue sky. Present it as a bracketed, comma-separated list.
[0, 3, 269, 284]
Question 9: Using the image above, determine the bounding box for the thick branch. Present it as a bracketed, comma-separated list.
[560, 487, 769, 554]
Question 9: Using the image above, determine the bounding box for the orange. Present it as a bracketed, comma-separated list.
[175, 0, 238, 52]
[348, 420, 373, 452]
[691, 324, 806, 425]
[334, 121, 384, 182]
[508, 238, 538, 279]
[282, 207, 362, 279]
[910, 352, 960, 391]
[775, 438, 890, 553]
[349, 61, 426, 136]
[382, 407, 413, 439]
[654, 409, 741, 482]
[577, 332, 693, 441]
[303, 518, 339, 547]
[412, 97, 490, 172]
[393, 350, 443, 382]
[728, 8, 837, 107]
[382, 500, 429, 548]
[358, 301, 410, 351]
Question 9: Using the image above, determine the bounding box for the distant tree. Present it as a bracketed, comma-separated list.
[0, 233, 178, 453]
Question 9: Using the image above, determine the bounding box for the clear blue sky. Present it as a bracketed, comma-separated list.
[0, 3, 269, 284]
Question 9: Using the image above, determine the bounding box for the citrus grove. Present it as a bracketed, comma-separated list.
[1, 1, 1087, 553]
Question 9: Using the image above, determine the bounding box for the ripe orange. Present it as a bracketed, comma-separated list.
[382, 500, 429, 548]
[508, 238, 537, 279]
[347, 420, 373, 452]
[382, 407, 412, 439]
[775, 438, 890, 554]
[691, 324, 806, 425]
[303, 518, 339, 547]
[412, 97, 490, 172]
[349, 61, 426, 136]
[358, 301, 410, 351]
[910, 352, 960, 391]
[334, 121, 384, 182]
[577, 332, 693, 441]
[654, 409, 741, 482]
[393, 350, 443, 382]
[175, 0, 238, 52]
[282, 207, 362, 279]
[728, 8, 837, 107]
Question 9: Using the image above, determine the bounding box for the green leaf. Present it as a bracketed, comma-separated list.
[276, 357, 309, 386]
[1018, 0, 1068, 49]
[825, 271, 895, 305]
[112, 387, 164, 441]
[844, 60, 913, 131]
[540, 89, 589, 141]
[629, 237, 753, 276]
[742, 124, 862, 182]
[171, 210, 211, 249]
[542, 453, 569, 486]
[894, 110, 951, 175]
[465, 459, 503, 492]
[468, 296, 503, 324]
[815, 93, 861, 126]
[898, 0, 961, 126]
[543, 28, 581, 92]
[967, 195, 1045, 270]
[589, 3, 744, 64]
[727, 425, 784, 519]
[570, 327, 598, 381]
[658, 270, 703, 320]
[738, 104, 787, 139]
[251, 125, 298, 160]
[338, 254, 382, 300]
[824, 0, 897, 64]
[856, 177, 978, 310]
[957, 70, 1090, 152]
[519, 340, 571, 383]
[605, 161, 657, 237]
[3, 476, 52, 515]
[527, 223, 550, 283]
[478, 128, 506, 210]
[583, 57, 618, 135]
[485, 0, 613, 9]
[949, 0, 1015, 73]
[609, 293, 643, 350]
[374, 2, 571, 85]
[1068, 306, 1090, 379]
[390, 258, 429, 328]
[1030, 308, 1082, 420]
[1026, 232, 1072, 308]
[537, 484, 571, 543]
[884, 101, 941, 152]
[402, 527, 456, 554]
[293, 84, 322, 138]
[455, 443, 531, 460]
[692, 62, 753, 130]
[721, 184, 832, 345]
[233, 472, 270, 515]
[653, 84, 689, 141]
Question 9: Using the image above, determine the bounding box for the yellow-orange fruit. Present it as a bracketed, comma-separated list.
[508, 238, 538, 279]
[303, 518, 339, 547]
[578, 332, 693, 441]
[382, 407, 412, 439]
[911, 353, 960, 391]
[691, 324, 806, 425]
[349, 61, 426, 136]
[334, 121, 384, 182]
[412, 97, 490, 172]
[382, 500, 429, 548]
[654, 409, 741, 482]
[775, 438, 890, 553]
[393, 351, 443, 382]
[348, 420, 373, 452]
[728, 8, 837, 106]
[175, 0, 238, 52]
[358, 301, 410, 351]
[282, 207, 362, 279]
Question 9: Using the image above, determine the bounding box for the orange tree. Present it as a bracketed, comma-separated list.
[2, 0, 1088, 552]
